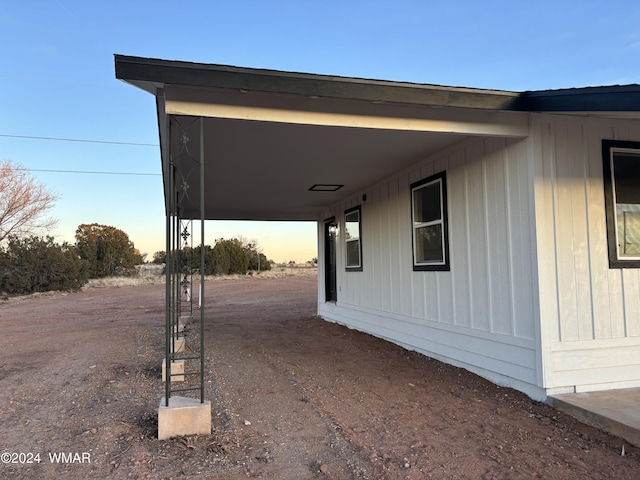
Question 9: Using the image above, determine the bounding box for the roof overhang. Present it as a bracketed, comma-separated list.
[114, 55, 640, 221]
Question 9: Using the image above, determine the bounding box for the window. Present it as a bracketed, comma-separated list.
[344, 206, 362, 271]
[411, 171, 450, 271]
[602, 140, 640, 268]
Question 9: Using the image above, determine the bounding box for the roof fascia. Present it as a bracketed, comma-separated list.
[115, 54, 522, 111]
[517, 85, 640, 112]
[115, 55, 640, 114]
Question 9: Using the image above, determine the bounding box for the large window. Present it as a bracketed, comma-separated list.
[411, 171, 450, 271]
[603, 140, 640, 268]
[345, 205, 362, 271]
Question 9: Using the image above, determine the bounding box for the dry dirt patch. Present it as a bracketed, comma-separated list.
[1, 270, 638, 479]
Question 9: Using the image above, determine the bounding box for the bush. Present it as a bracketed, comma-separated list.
[75, 223, 140, 278]
[152, 251, 166, 264]
[247, 252, 271, 271]
[212, 238, 249, 275]
[0, 236, 89, 294]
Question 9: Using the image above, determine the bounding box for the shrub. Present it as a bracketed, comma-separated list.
[212, 238, 249, 275]
[0, 236, 89, 294]
[152, 250, 166, 264]
[75, 223, 140, 278]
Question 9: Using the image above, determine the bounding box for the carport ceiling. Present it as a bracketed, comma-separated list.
[168, 114, 469, 221]
[115, 55, 530, 221]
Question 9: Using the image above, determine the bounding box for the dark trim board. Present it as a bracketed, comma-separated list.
[115, 55, 640, 114]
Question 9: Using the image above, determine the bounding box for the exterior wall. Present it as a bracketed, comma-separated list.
[531, 113, 640, 394]
[317, 134, 545, 399]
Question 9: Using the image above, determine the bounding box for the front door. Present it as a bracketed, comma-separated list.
[324, 218, 337, 302]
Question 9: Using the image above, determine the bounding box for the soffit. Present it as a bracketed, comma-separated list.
[161, 86, 528, 221]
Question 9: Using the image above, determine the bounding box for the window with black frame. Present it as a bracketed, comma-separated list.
[602, 140, 640, 268]
[411, 171, 450, 271]
[344, 205, 362, 271]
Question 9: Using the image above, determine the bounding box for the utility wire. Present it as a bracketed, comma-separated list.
[15, 167, 161, 177]
[2, 134, 160, 176]
[0, 134, 158, 147]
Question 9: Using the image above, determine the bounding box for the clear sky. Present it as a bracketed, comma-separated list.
[1, 1, 639, 262]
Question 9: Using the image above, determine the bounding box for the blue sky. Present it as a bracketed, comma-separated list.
[1, 0, 639, 262]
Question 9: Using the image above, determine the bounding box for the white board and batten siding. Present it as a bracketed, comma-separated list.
[318, 112, 640, 398]
[531, 114, 640, 394]
[317, 134, 544, 399]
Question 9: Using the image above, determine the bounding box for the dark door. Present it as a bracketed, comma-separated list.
[324, 218, 337, 302]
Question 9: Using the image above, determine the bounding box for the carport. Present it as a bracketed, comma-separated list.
[114, 54, 529, 437]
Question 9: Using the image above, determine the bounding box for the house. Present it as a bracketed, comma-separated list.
[116, 55, 640, 403]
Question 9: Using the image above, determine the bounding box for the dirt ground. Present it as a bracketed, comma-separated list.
[1, 270, 639, 479]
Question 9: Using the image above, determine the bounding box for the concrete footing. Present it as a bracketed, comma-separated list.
[162, 358, 185, 382]
[173, 336, 185, 353]
[173, 317, 187, 334]
[158, 396, 211, 440]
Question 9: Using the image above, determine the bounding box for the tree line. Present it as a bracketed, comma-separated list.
[0, 160, 272, 294]
[152, 238, 271, 276]
[0, 226, 272, 295]
[0, 223, 143, 294]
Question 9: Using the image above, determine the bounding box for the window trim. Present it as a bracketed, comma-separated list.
[411, 171, 450, 272]
[344, 205, 363, 271]
[602, 139, 640, 269]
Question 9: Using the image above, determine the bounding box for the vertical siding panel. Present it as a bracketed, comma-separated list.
[459, 154, 473, 329]
[588, 125, 613, 339]
[379, 183, 392, 312]
[623, 270, 640, 336]
[388, 179, 401, 314]
[567, 121, 594, 340]
[448, 149, 468, 326]
[607, 270, 626, 336]
[424, 260, 439, 322]
[369, 186, 382, 311]
[535, 118, 561, 344]
[553, 123, 580, 341]
[625, 272, 640, 337]
[508, 139, 536, 339]
[485, 138, 512, 335]
[466, 141, 490, 331]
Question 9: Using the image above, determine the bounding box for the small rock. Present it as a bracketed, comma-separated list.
[244, 420, 251, 426]
[319, 464, 329, 474]
[404, 462, 411, 469]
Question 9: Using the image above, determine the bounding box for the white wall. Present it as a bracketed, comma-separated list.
[317, 113, 640, 398]
[318, 134, 545, 399]
[531, 114, 640, 393]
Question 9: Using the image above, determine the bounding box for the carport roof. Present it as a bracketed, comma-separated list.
[114, 54, 640, 221]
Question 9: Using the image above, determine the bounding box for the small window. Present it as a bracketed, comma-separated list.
[602, 140, 640, 268]
[344, 206, 362, 271]
[411, 171, 450, 271]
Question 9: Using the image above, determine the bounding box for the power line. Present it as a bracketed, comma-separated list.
[16, 167, 160, 177]
[0, 134, 158, 147]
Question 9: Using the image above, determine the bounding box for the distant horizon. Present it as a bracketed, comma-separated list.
[46, 217, 319, 265]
